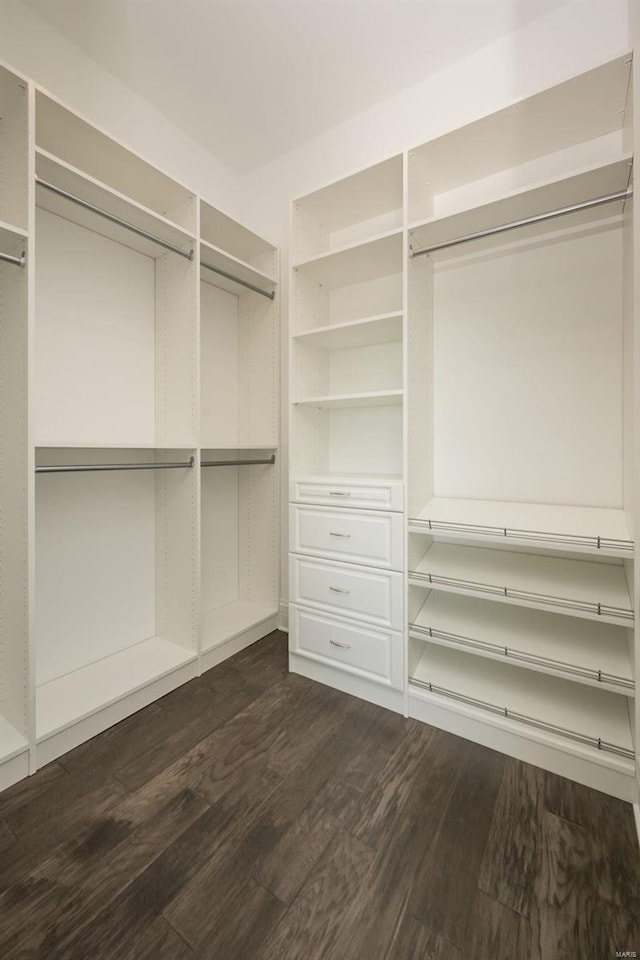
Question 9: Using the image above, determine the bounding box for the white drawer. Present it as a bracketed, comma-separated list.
[290, 477, 403, 512]
[290, 555, 403, 629]
[290, 605, 403, 689]
[290, 504, 403, 570]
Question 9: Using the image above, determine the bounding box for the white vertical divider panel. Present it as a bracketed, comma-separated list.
[154, 449, 199, 655]
[632, 49, 640, 814]
[0, 67, 31, 789]
[26, 80, 36, 775]
[401, 150, 409, 717]
[155, 240, 198, 448]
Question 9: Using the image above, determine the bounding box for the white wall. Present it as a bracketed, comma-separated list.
[0, 0, 245, 225]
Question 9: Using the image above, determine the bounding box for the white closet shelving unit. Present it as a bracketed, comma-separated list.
[0, 67, 280, 791]
[288, 53, 640, 806]
[288, 155, 406, 712]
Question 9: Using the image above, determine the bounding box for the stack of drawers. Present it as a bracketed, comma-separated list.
[289, 478, 404, 693]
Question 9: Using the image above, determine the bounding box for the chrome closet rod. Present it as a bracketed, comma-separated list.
[200, 260, 275, 300]
[36, 457, 195, 474]
[201, 455, 276, 467]
[0, 249, 26, 267]
[36, 178, 194, 262]
[410, 188, 632, 258]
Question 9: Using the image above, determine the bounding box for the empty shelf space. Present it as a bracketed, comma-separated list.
[293, 229, 403, 285]
[410, 642, 634, 760]
[200, 238, 277, 293]
[292, 312, 403, 350]
[410, 497, 632, 557]
[409, 542, 633, 625]
[200, 200, 277, 272]
[0, 716, 29, 764]
[201, 601, 278, 651]
[36, 637, 196, 741]
[36, 149, 195, 259]
[293, 390, 403, 409]
[410, 591, 633, 694]
[409, 159, 631, 259]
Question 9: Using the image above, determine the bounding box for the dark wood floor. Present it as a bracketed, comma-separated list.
[1, 631, 639, 959]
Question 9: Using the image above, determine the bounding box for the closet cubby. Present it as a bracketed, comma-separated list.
[36, 92, 197, 232]
[408, 56, 631, 225]
[34, 164, 198, 449]
[200, 200, 278, 288]
[293, 154, 403, 262]
[34, 447, 198, 763]
[200, 449, 278, 668]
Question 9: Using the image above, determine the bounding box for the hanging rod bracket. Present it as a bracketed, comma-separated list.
[0, 249, 26, 268]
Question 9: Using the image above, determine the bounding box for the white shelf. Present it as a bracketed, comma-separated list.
[200, 238, 276, 296]
[0, 716, 29, 764]
[35, 442, 195, 451]
[36, 149, 195, 260]
[292, 312, 403, 350]
[411, 591, 633, 694]
[200, 200, 276, 267]
[36, 636, 196, 741]
[293, 389, 403, 409]
[410, 497, 632, 558]
[409, 159, 631, 260]
[0, 219, 28, 240]
[410, 642, 633, 758]
[293, 229, 403, 285]
[410, 542, 633, 626]
[201, 601, 278, 652]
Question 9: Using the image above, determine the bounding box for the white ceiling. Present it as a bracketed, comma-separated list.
[25, 0, 568, 174]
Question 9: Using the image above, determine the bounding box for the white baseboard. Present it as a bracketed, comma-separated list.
[278, 600, 289, 632]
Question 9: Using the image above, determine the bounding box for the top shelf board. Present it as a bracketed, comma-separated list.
[36, 92, 195, 231]
[36, 150, 196, 261]
[200, 200, 277, 270]
[292, 312, 403, 351]
[408, 158, 631, 260]
[200, 239, 276, 297]
[410, 497, 633, 558]
[409, 56, 631, 199]
[294, 229, 403, 285]
[294, 154, 403, 236]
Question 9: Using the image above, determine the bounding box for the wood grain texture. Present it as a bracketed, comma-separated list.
[1, 631, 638, 960]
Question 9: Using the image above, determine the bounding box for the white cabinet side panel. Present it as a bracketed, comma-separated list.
[35, 470, 156, 685]
[201, 466, 239, 612]
[433, 226, 623, 506]
[35, 208, 156, 445]
[200, 282, 239, 446]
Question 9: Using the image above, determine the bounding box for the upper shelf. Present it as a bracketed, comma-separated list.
[293, 154, 403, 260]
[408, 158, 632, 261]
[200, 239, 276, 300]
[36, 91, 195, 231]
[293, 229, 403, 286]
[293, 389, 403, 409]
[410, 497, 633, 559]
[36, 149, 196, 261]
[408, 56, 631, 222]
[292, 312, 403, 351]
[200, 200, 277, 277]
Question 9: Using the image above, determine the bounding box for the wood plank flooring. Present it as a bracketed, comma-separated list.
[1, 630, 639, 959]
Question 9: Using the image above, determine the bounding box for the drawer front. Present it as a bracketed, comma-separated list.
[290, 555, 403, 629]
[290, 478, 403, 512]
[290, 504, 403, 570]
[291, 605, 403, 689]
